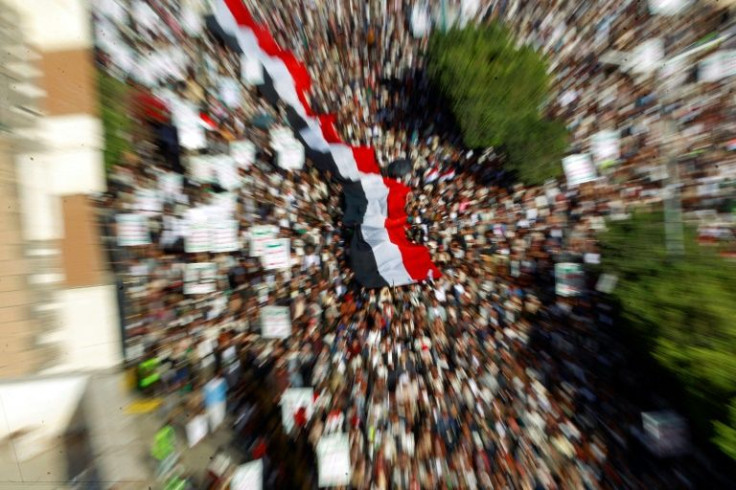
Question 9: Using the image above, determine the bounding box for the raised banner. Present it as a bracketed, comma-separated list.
[555, 262, 585, 297]
[184, 262, 218, 295]
[699, 50, 736, 82]
[241, 54, 264, 86]
[185, 208, 211, 253]
[211, 219, 240, 253]
[260, 306, 291, 339]
[117, 213, 151, 246]
[277, 140, 305, 171]
[186, 414, 209, 448]
[203, 377, 227, 430]
[591, 130, 620, 169]
[172, 99, 207, 150]
[134, 188, 163, 216]
[213, 155, 241, 190]
[260, 238, 291, 270]
[562, 154, 597, 187]
[231, 140, 256, 169]
[159, 172, 183, 201]
[249, 225, 279, 256]
[281, 388, 315, 433]
[230, 459, 263, 490]
[317, 433, 351, 488]
[188, 155, 215, 183]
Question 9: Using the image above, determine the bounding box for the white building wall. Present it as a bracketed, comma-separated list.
[45, 285, 123, 373]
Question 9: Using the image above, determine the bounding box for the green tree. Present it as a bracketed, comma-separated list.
[98, 71, 132, 174]
[597, 212, 736, 459]
[428, 24, 568, 185]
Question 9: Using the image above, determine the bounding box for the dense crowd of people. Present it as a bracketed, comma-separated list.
[92, 0, 735, 488]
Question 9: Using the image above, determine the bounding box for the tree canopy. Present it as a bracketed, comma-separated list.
[597, 212, 736, 460]
[428, 24, 568, 185]
[99, 71, 132, 173]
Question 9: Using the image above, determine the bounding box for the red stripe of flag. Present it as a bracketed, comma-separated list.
[351, 147, 381, 175]
[383, 178, 440, 281]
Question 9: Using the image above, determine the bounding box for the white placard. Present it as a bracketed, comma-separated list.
[270, 127, 293, 149]
[211, 219, 240, 253]
[649, 0, 691, 15]
[230, 460, 263, 490]
[189, 155, 214, 183]
[231, 140, 256, 169]
[411, 4, 431, 38]
[277, 141, 305, 171]
[642, 411, 690, 457]
[219, 77, 241, 109]
[159, 172, 183, 201]
[249, 225, 279, 256]
[241, 55, 264, 86]
[629, 38, 664, 75]
[555, 263, 585, 297]
[184, 262, 218, 295]
[135, 188, 163, 216]
[204, 378, 227, 430]
[211, 193, 237, 220]
[317, 433, 351, 488]
[213, 155, 241, 190]
[260, 306, 291, 339]
[172, 99, 207, 150]
[117, 214, 151, 246]
[281, 388, 315, 433]
[591, 130, 620, 169]
[562, 154, 597, 187]
[596, 273, 618, 294]
[260, 238, 291, 270]
[186, 415, 209, 448]
[185, 208, 211, 254]
[699, 50, 736, 82]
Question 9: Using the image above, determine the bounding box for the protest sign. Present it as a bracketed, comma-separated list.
[642, 411, 690, 458]
[260, 238, 291, 269]
[159, 172, 183, 201]
[241, 55, 264, 86]
[591, 130, 620, 169]
[172, 99, 207, 150]
[231, 140, 256, 169]
[596, 273, 619, 294]
[249, 225, 279, 256]
[186, 414, 209, 448]
[630, 38, 664, 74]
[260, 306, 291, 339]
[188, 155, 214, 183]
[317, 433, 351, 488]
[270, 127, 293, 149]
[204, 377, 227, 430]
[135, 188, 163, 216]
[411, 4, 431, 38]
[185, 208, 211, 253]
[211, 193, 237, 220]
[281, 388, 315, 433]
[211, 219, 240, 253]
[117, 214, 150, 246]
[699, 50, 736, 82]
[562, 154, 597, 187]
[277, 141, 305, 171]
[230, 459, 263, 490]
[555, 263, 585, 297]
[219, 76, 241, 109]
[184, 263, 217, 295]
[213, 155, 241, 190]
[649, 0, 691, 15]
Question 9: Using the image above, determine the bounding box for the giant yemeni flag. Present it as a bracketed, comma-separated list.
[210, 0, 440, 287]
